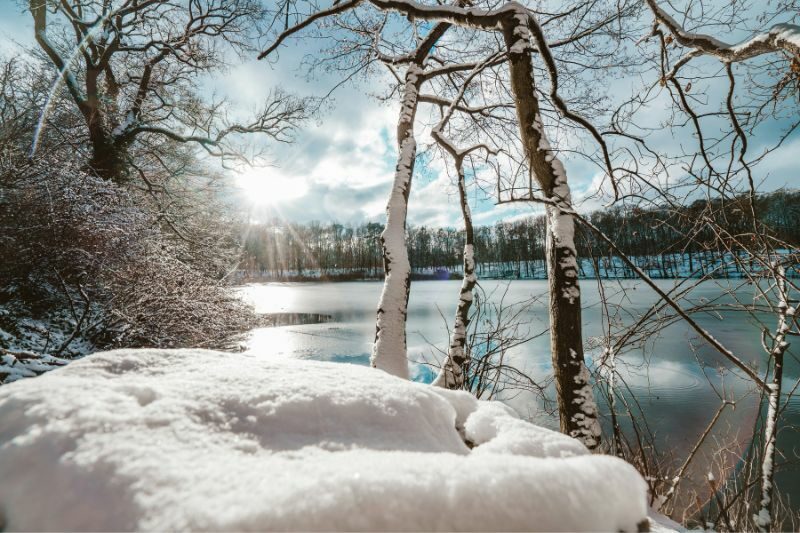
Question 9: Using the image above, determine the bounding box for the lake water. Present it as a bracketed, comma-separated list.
[238, 279, 800, 514]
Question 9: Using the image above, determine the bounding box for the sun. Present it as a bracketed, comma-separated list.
[234, 168, 308, 206]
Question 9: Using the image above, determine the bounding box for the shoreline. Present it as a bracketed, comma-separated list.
[234, 273, 787, 283]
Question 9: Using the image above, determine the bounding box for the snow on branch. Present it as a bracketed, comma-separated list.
[646, 0, 800, 61]
[259, 0, 365, 59]
[526, 14, 619, 199]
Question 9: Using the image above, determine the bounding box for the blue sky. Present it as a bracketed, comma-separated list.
[1, 1, 796, 228]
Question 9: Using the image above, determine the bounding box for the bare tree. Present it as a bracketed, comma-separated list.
[755, 264, 795, 531]
[28, 0, 307, 183]
[429, 55, 499, 389]
[368, 25, 455, 378]
[257, 0, 651, 450]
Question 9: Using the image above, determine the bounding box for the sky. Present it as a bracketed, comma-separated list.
[1, 1, 796, 229]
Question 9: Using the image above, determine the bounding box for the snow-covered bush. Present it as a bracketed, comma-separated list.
[0, 157, 256, 355]
[0, 57, 257, 359]
[0, 349, 652, 531]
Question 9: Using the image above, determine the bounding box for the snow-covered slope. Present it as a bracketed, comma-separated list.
[0, 349, 649, 531]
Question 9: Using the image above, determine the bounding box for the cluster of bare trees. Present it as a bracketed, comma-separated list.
[259, 0, 799, 528]
[239, 191, 800, 280]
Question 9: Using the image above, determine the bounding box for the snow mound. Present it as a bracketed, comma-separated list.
[463, 400, 589, 457]
[0, 349, 649, 531]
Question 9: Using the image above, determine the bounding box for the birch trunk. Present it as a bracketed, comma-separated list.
[755, 265, 791, 532]
[502, 14, 601, 449]
[371, 21, 452, 378]
[371, 64, 423, 379]
[434, 158, 477, 389]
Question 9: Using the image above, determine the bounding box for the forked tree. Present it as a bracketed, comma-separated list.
[28, 0, 307, 184]
[428, 56, 500, 389]
[258, 0, 649, 449]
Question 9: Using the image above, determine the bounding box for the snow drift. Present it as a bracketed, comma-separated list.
[0, 349, 649, 531]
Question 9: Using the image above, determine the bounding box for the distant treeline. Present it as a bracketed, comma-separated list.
[239, 191, 800, 280]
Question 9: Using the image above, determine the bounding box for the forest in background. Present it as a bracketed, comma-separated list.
[240, 189, 800, 280]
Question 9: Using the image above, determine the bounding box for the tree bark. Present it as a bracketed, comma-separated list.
[371, 64, 423, 379]
[434, 157, 477, 389]
[88, 130, 127, 182]
[755, 265, 791, 532]
[502, 14, 601, 449]
[371, 24, 450, 378]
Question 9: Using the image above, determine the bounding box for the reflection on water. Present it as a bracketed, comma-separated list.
[238, 280, 800, 512]
[264, 313, 333, 326]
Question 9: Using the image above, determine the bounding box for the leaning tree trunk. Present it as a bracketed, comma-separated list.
[755, 265, 791, 532]
[434, 156, 477, 389]
[501, 15, 601, 450]
[371, 64, 424, 379]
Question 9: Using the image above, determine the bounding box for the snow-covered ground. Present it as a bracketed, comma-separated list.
[0, 349, 655, 531]
[0, 349, 69, 385]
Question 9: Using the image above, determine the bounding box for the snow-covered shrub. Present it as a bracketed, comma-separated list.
[0, 57, 257, 359]
[100, 235, 258, 349]
[0, 156, 256, 355]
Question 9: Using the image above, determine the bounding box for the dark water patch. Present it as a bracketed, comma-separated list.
[264, 313, 334, 326]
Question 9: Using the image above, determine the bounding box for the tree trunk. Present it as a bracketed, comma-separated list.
[502, 15, 601, 449]
[371, 22, 451, 378]
[371, 64, 424, 379]
[544, 183, 601, 449]
[755, 265, 791, 532]
[434, 158, 476, 389]
[88, 132, 126, 182]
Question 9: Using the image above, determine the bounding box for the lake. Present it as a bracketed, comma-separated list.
[238, 279, 800, 515]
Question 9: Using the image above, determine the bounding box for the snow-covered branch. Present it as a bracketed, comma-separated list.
[646, 0, 800, 61]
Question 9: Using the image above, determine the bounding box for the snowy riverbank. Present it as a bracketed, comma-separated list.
[0, 349, 658, 531]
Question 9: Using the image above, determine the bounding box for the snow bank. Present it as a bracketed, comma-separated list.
[0, 349, 650, 531]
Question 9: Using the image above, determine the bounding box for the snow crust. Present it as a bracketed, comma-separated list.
[0, 349, 650, 531]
